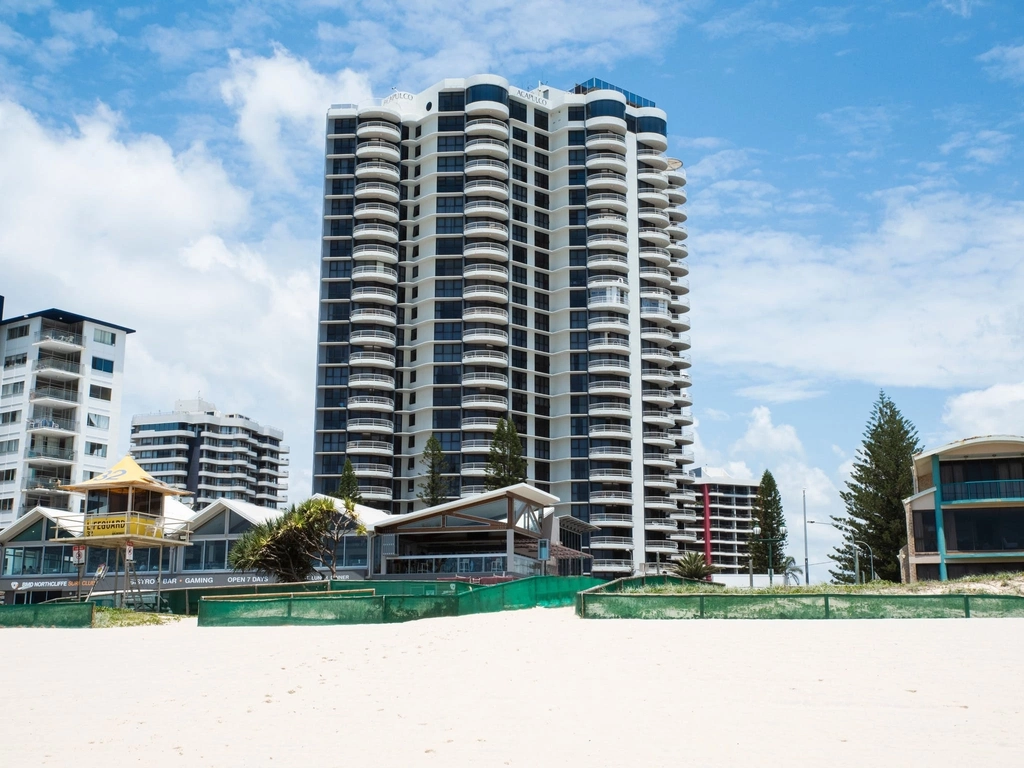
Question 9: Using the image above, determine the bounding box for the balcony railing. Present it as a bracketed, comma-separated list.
[942, 479, 1024, 503]
[36, 329, 84, 346]
[30, 387, 81, 403]
[25, 447, 76, 462]
[34, 358, 82, 374]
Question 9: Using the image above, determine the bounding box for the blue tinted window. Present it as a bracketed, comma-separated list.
[637, 116, 667, 135]
[465, 84, 509, 106]
[586, 100, 626, 120]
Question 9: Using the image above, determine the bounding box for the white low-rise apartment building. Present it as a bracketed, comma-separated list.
[0, 301, 132, 529]
[311, 75, 692, 578]
[130, 399, 289, 511]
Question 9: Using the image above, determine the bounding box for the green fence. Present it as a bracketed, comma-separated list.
[198, 576, 605, 627]
[575, 589, 1024, 620]
[0, 602, 94, 628]
[163, 580, 334, 615]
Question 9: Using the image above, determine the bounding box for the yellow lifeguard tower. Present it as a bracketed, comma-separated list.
[57, 455, 192, 609]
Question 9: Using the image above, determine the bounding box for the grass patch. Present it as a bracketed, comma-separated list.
[622, 572, 1024, 596]
[92, 608, 182, 628]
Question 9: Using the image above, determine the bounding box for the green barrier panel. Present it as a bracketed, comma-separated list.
[0, 602, 94, 628]
[329, 580, 472, 597]
[825, 594, 967, 620]
[963, 594, 1024, 618]
[382, 595, 459, 623]
[702, 594, 827, 620]
[198, 593, 385, 627]
[166, 580, 333, 615]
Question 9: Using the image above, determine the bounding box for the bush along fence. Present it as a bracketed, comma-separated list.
[0, 602, 94, 628]
[197, 575, 604, 627]
[575, 585, 1024, 620]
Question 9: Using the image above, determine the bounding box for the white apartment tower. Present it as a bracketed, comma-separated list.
[0, 302, 132, 529]
[311, 76, 695, 578]
[129, 399, 289, 510]
[685, 467, 760, 574]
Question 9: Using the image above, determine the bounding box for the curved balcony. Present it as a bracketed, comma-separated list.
[351, 264, 399, 283]
[640, 285, 672, 302]
[667, 187, 686, 205]
[643, 430, 674, 448]
[670, 448, 696, 465]
[588, 380, 631, 397]
[640, 305, 672, 324]
[465, 118, 509, 139]
[589, 467, 633, 483]
[590, 491, 633, 506]
[352, 464, 394, 480]
[462, 327, 509, 345]
[464, 263, 508, 281]
[586, 172, 628, 194]
[356, 120, 401, 142]
[587, 212, 628, 232]
[586, 192, 628, 213]
[461, 417, 501, 432]
[466, 99, 509, 119]
[592, 559, 633, 573]
[641, 346, 674, 365]
[461, 371, 509, 389]
[590, 512, 634, 527]
[589, 401, 632, 418]
[590, 535, 634, 550]
[642, 389, 675, 407]
[670, 510, 699, 523]
[355, 161, 400, 183]
[588, 291, 629, 312]
[465, 138, 509, 159]
[638, 168, 668, 189]
[640, 227, 671, 248]
[638, 206, 670, 227]
[347, 397, 395, 413]
[587, 335, 630, 353]
[670, 488, 698, 503]
[463, 284, 509, 303]
[676, 391, 693, 407]
[462, 462, 488, 476]
[643, 452, 675, 469]
[674, 409, 694, 427]
[587, 252, 628, 272]
[462, 349, 508, 367]
[465, 158, 509, 179]
[353, 222, 399, 242]
[462, 439, 495, 453]
[668, 241, 689, 260]
[349, 329, 396, 347]
[586, 153, 628, 173]
[665, 164, 687, 185]
[641, 368, 675, 387]
[588, 357, 630, 375]
[348, 373, 395, 390]
[637, 148, 669, 170]
[646, 539, 678, 554]
[347, 442, 393, 459]
[645, 495, 678, 511]
[463, 306, 509, 324]
[464, 220, 509, 240]
[463, 241, 509, 260]
[350, 308, 397, 326]
[637, 132, 669, 152]
[589, 445, 632, 461]
[667, 224, 688, 242]
[588, 274, 629, 290]
[354, 202, 399, 222]
[461, 394, 509, 410]
[355, 140, 400, 163]
[668, 259, 689, 277]
[353, 181, 400, 203]
[638, 187, 670, 208]
[639, 246, 670, 266]
[464, 199, 509, 219]
[645, 517, 677, 532]
[668, 206, 687, 223]
[346, 418, 394, 434]
[643, 410, 675, 428]
[464, 178, 510, 200]
[589, 423, 632, 440]
[670, 530, 698, 543]
[585, 132, 627, 152]
[360, 486, 393, 502]
[587, 313, 629, 332]
[351, 286, 397, 305]
[644, 474, 677, 491]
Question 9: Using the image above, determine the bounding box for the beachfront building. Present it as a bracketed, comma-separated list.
[0, 301, 133, 530]
[312, 75, 693, 580]
[903, 436, 1024, 582]
[129, 399, 289, 511]
[685, 467, 759, 574]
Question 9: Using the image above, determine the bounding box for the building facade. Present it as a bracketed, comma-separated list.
[686, 467, 759, 574]
[0, 304, 132, 530]
[904, 436, 1024, 581]
[130, 399, 289, 510]
[311, 75, 694, 578]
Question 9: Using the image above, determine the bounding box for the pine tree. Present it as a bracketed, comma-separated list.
[829, 391, 920, 583]
[332, 457, 362, 503]
[484, 417, 527, 491]
[750, 469, 787, 572]
[418, 434, 450, 508]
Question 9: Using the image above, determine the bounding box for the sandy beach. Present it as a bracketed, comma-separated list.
[5, 608, 1022, 765]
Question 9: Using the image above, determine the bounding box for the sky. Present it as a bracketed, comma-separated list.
[2, 0, 1023, 581]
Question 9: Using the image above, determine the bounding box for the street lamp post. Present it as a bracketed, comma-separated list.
[802, 489, 809, 586]
[807, 520, 876, 583]
[752, 524, 787, 586]
[854, 539, 875, 583]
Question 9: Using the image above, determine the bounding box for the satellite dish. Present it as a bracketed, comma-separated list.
[666, 158, 683, 171]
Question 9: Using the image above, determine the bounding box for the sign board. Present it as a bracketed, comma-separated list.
[71, 545, 86, 565]
[95, 564, 107, 580]
[84, 514, 162, 538]
[125, 541, 134, 562]
[538, 538, 550, 561]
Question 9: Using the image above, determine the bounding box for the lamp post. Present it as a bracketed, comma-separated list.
[751, 524, 787, 586]
[853, 539, 875, 583]
[802, 489, 809, 586]
[808, 520, 876, 583]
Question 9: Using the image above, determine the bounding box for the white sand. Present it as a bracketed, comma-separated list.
[5, 609, 1023, 766]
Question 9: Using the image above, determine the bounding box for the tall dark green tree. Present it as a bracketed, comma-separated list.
[418, 434, 450, 507]
[484, 416, 527, 491]
[829, 391, 920, 583]
[332, 457, 362, 503]
[750, 469, 787, 572]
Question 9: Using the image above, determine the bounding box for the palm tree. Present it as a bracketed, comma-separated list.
[779, 555, 804, 586]
[672, 552, 717, 581]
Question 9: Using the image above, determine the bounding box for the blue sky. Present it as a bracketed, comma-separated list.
[2, 0, 1023, 580]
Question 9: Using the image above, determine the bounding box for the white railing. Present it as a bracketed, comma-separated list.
[348, 374, 395, 387]
[462, 417, 500, 429]
[464, 200, 509, 215]
[354, 202, 398, 217]
[462, 328, 509, 343]
[464, 263, 508, 279]
[347, 398, 394, 410]
[462, 372, 509, 386]
[353, 243, 398, 258]
[464, 221, 509, 235]
[463, 307, 509, 322]
[347, 418, 394, 432]
[586, 133, 626, 144]
[351, 308, 397, 323]
[462, 395, 508, 408]
[589, 446, 632, 458]
[347, 440, 393, 452]
[462, 350, 509, 365]
[351, 287, 397, 302]
[465, 179, 509, 194]
[349, 330, 396, 344]
[352, 265, 398, 280]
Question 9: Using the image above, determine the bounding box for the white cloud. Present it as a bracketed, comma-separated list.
[977, 44, 1024, 85]
[0, 98, 319, 498]
[219, 45, 373, 186]
[939, 129, 1012, 166]
[817, 105, 893, 148]
[674, 136, 730, 151]
[731, 406, 803, 456]
[686, 149, 752, 183]
[703, 408, 731, 421]
[936, 0, 982, 17]
[736, 380, 826, 404]
[942, 383, 1024, 437]
[701, 3, 851, 43]
[49, 10, 116, 46]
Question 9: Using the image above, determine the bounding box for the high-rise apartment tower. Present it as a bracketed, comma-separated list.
[312, 75, 694, 577]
